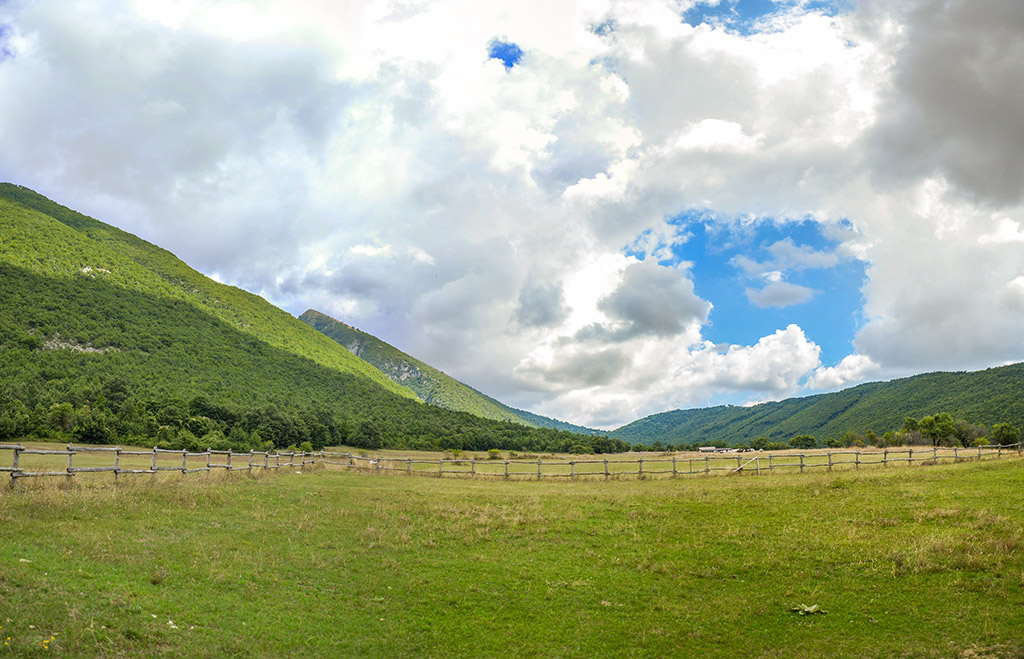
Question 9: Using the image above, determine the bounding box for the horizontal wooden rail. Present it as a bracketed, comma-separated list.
[3, 442, 1021, 487]
[2, 444, 324, 486]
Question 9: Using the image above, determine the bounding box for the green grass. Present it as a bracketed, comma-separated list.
[3, 458, 1024, 656]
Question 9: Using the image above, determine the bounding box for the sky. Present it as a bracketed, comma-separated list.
[1, 0, 1023, 430]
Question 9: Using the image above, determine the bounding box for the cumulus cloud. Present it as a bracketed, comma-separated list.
[587, 259, 710, 340]
[514, 281, 571, 328]
[745, 281, 815, 308]
[866, 0, 1024, 205]
[808, 353, 880, 391]
[2, 0, 1024, 428]
[734, 238, 842, 276]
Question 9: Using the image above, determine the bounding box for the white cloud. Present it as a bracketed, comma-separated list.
[2, 0, 1023, 429]
[745, 281, 815, 308]
[978, 218, 1024, 244]
[808, 353, 880, 391]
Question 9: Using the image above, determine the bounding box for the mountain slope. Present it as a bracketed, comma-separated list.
[611, 364, 1024, 445]
[0, 183, 602, 453]
[0, 183, 414, 399]
[299, 309, 603, 435]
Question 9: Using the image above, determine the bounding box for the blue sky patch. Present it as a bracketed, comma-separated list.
[683, 0, 851, 34]
[487, 39, 523, 69]
[628, 212, 866, 368]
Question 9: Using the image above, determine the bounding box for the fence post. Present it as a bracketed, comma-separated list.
[855, 451, 860, 469]
[182, 449, 188, 475]
[504, 460, 509, 480]
[439, 459, 443, 477]
[206, 449, 212, 477]
[672, 455, 677, 477]
[799, 453, 804, 473]
[827, 452, 832, 472]
[407, 458, 412, 474]
[954, 446, 959, 462]
[227, 451, 232, 471]
[909, 448, 913, 464]
[151, 446, 158, 475]
[604, 458, 609, 479]
[756, 457, 761, 476]
[10, 446, 20, 489]
[769, 454, 773, 473]
[249, 450, 254, 472]
[264, 452, 269, 469]
[471, 458, 476, 476]
[537, 458, 542, 481]
[705, 455, 710, 475]
[883, 448, 888, 467]
[638, 458, 643, 479]
[114, 447, 121, 482]
[570, 460, 575, 480]
[66, 443, 74, 486]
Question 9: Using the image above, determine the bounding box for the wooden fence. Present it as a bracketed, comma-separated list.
[0, 443, 322, 486]
[320, 443, 1024, 480]
[3, 442, 1021, 486]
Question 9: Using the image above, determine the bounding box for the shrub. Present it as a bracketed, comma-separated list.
[487, 448, 502, 460]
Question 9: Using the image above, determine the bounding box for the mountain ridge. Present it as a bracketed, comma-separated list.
[610, 364, 1024, 445]
[299, 309, 604, 435]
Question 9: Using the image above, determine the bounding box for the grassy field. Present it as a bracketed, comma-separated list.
[2, 455, 1024, 657]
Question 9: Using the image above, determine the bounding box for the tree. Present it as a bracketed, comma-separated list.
[48, 402, 75, 434]
[990, 422, 1021, 447]
[73, 407, 112, 444]
[351, 420, 383, 450]
[840, 431, 863, 448]
[751, 436, 770, 450]
[788, 435, 817, 450]
[952, 420, 985, 448]
[919, 413, 956, 446]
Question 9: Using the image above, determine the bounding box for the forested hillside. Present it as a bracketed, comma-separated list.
[300, 309, 603, 435]
[300, 309, 523, 422]
[611, 364, 1024, 446]
[0, 184, 619, 453]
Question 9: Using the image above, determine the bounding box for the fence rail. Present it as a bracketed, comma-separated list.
[3, 442, 1021, 487]
[320, 443, 1024, 481]
[0, 443, 322, 486]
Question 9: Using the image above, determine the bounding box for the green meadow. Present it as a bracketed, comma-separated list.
[2, 455, 1024, 657]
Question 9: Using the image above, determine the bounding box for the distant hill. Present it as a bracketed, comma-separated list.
[0, 183, 604, 453]
[299, 309, 604, 435]
[611, 364, 1024, 445]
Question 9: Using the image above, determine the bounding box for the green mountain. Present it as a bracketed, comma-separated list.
[611, 364, 1024, 446]
[0, 183, 611, 453]
[299, 309, 604, 435]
